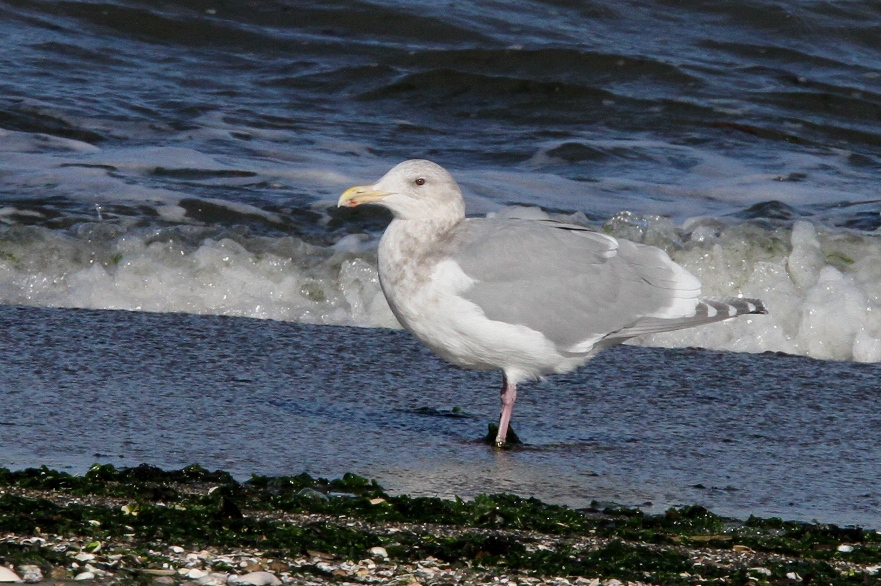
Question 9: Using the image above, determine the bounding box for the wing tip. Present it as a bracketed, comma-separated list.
[702, 297, 768, 317]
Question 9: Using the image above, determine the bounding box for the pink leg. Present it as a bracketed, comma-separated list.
[494, 375, 517, 448]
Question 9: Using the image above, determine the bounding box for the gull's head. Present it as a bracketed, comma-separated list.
[338, 159, 466, 222]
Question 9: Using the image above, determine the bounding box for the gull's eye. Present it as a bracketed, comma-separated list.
[414, 177, 426, 186]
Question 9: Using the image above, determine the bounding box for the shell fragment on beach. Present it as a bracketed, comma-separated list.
[228, 571, 281, 586]
[16, 566, 42, 584]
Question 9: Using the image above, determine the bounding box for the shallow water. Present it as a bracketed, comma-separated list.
[2, 305, 879, 529]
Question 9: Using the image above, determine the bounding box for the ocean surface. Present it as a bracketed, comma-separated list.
[1, 0, 880, 527]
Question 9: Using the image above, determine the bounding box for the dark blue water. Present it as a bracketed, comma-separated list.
[3, 0, 880, 218]
[1, 0, 881, 528]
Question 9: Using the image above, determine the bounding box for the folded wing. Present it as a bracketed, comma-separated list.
[446, 219, 760, 356]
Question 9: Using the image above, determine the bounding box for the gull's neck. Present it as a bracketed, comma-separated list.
[387, 215, 461, 241]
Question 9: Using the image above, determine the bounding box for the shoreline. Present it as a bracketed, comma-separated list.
[0, 464, 879, 586]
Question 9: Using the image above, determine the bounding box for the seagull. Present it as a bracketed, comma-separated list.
[339, 160, 767, 448]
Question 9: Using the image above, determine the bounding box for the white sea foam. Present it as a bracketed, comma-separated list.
[1, 214, 879, 362]
[636, 219, 881, 362]
[0, 226, 398, 328]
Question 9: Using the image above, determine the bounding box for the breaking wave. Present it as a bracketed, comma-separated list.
[2, 207, 879, 362]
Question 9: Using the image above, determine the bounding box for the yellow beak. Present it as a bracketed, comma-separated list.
[338, 185, 391, 207]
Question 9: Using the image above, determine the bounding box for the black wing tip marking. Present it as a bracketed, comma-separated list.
[714, 297, 768, 316]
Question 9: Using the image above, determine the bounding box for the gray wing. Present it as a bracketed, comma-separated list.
[444, 218, 704, 353]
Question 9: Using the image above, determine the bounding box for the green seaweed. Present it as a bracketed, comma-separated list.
[826, 252, 855, 266]
[1, 464, 879, 585]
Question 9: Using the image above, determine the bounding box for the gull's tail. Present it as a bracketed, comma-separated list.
[602, 297, 768, 343]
